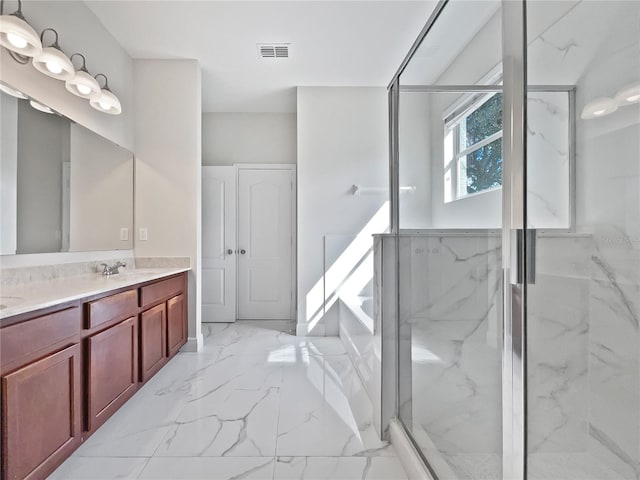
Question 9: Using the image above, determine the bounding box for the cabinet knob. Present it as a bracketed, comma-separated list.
[240, 249, 246, 255]
[227, 249, 234, 255]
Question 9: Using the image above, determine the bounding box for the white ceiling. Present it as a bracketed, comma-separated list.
[85, 1, 437, 112]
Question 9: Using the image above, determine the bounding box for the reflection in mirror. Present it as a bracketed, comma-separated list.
[0, 90, 133, 255]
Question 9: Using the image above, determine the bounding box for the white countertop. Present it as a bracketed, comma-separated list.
[0, 267, 190, 320]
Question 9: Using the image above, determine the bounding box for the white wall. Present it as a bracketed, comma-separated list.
[134, 59, 202, 351]
[399, 92, 431, 229]
[0, 94, 18, 255]
[296, 87, 388, 336]
[202, 113, 296, 165]
[69, 124, 133, 252]
[0, 1, 133, 150]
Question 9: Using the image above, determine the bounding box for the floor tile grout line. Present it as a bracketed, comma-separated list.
[134, 457, 152, 480]
[273, 364, 285, 461]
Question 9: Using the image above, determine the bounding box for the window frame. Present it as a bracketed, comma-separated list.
[445, 91, 504, 202]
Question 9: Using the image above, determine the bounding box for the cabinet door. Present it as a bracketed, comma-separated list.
[2, 344, 81, 480]
[167, 294, 187, 357]
[140, 304, 167, 382]
[87, 317, 138, 432]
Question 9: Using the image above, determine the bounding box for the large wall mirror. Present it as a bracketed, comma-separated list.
[0, 85, 133, 255]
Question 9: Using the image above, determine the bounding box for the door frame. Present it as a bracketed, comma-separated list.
[234, 164, 297, 322]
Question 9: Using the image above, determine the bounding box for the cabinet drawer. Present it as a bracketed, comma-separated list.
[140, 275, 184, 308]
[0, 308, 81, 376]
[87, 289, 138, 329]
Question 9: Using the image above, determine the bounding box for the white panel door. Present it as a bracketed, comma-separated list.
[202, 166, 237, 322]
[237, 168, 293, 320]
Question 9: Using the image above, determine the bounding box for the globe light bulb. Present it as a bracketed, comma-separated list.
[77, 84, 91, 95]
[46, 60, 62, 74]
[7, 32, 27, 49]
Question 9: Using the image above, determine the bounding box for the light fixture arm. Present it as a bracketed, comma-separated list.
[94, 73, 111, 91]
[0, 0, 24, 18]
[70, 52, 89, 73]
[40, 28, 61, 49]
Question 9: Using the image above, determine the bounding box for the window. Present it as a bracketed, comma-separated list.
[444, 93, 503, 202]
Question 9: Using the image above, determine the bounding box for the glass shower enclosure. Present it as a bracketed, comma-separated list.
[387, 1, 640, 479]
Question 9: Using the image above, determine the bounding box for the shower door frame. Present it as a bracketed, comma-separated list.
[386, 1, 530, 479]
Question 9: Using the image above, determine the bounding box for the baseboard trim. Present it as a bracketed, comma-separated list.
[182, 333, 203, 352]
[390, 419, 435, 480]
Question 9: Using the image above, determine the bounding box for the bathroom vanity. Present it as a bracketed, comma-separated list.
[0, 269, 189, 480]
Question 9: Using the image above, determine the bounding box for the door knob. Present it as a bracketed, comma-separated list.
[240, 249, 246, 255]
[227, 249, 233, 255]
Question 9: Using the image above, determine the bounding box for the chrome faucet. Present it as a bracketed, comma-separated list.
[101, 261, 127, 276]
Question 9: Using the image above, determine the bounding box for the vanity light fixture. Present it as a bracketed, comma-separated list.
[65, 53, 100, 99]
[580, 97, 618, 120]
[0, 0, 41, 60]
[29, 99, 54, 114]
[89, 73, 121, 115]
[32, 28, 74, 80]
[1, 3, 121, 115]
[614, 81, 640, 105]
[0, 80, 27, 99]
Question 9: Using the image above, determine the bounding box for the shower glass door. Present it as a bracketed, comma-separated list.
[525, 1, 640, 479]
[394, 1, 510, 478]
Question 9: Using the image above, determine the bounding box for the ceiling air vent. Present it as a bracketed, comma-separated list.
[258, 43, 290, 59]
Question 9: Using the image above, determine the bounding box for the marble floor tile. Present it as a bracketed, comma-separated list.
[138, 457, 275, 479]
[74, 357, 198, 457]
[48, 324, 403, 480]
[48, 457, 149, 479]
[276, 354, 391, 457]
[274, 456, 408, 480]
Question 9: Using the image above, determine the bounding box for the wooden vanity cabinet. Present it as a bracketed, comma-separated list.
[139, 275, 188, 383]
[2, 344, 82, 480]
[0, 272, 188, 480]
[139, 304, 167, 382]
[167, 294, 187, 357]
[86, 316, 138, 433]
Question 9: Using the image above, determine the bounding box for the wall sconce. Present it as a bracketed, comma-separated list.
[0, 0, 122, 115]
[0, 0, 41, 60]
[581, 97, 618, 120]
[582, 80, 640, 120]
[614, 81, 640, 105]
[65, 53, 100, 99]
[0, 79, 27, 98]
[90, 73, 122, 115]
[29, 99, 53, 114]
[32, 28, 73, 80]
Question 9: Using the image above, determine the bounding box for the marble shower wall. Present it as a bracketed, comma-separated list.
[588, 229, 640, 478]
[396, 231, 639, 478]
[527, 235, 592, 455]
[398, 233, 503, 459]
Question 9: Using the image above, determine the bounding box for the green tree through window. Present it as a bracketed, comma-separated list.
[460, 93, 503, 194]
